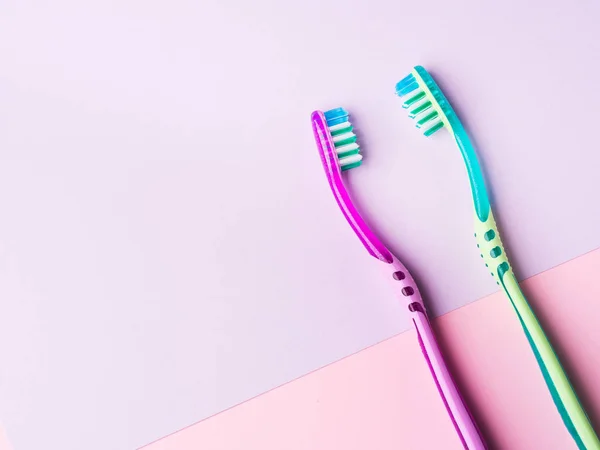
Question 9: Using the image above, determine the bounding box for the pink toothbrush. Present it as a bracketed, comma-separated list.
[311, 107, 487, 450]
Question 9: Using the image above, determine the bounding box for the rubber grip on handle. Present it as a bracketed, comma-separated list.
[476, 212, 600, 450]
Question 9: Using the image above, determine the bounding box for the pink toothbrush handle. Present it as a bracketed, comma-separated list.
[312, 110, 486, 449]
[387, 257, 487, 450]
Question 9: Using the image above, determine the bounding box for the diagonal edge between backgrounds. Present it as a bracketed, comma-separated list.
[138, 246, 600, 449]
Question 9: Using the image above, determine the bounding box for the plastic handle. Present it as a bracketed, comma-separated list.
[475, 212, 600, 450]
[386, 257, 488, 450]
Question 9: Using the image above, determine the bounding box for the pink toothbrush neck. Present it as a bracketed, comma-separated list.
[311, 111, 393, 264]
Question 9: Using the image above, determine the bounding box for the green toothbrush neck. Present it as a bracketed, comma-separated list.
[450, 119, 491, 222]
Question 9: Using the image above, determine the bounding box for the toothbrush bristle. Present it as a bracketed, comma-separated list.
[395, 71, 446, 137]
[324, 107, 363, 171]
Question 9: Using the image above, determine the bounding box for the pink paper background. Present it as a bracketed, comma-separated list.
[2, 2, 600, 448]
[143, 249, 600, 450]
[0, 427, 11, 450]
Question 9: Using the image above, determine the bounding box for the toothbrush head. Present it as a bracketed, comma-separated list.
[320, 107, 363, 171]
[395, 66, 458, 137]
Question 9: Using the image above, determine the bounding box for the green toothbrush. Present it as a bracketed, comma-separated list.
[395, 66, 600, 450]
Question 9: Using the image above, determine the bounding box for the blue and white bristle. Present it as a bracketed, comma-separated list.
[324, 108, 363, 171]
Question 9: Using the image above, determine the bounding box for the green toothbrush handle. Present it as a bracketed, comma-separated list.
[403, 65, 598, 447]
[475, 212, 600, 450]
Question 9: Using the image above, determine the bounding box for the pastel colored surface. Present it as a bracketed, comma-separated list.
[0, 426, 12, 450]
[1, 1, 600, 449]
[143, 249, 600, 450]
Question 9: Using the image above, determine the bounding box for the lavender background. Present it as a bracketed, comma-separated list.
[1, 0, 599, 449]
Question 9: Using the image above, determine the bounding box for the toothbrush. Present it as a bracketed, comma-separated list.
[311, 107, 487, 450]
[395, 66, 600, 450]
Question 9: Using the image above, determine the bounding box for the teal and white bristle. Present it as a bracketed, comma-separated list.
[324, 108, 363, 171]
[395, 73, 445, 137]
